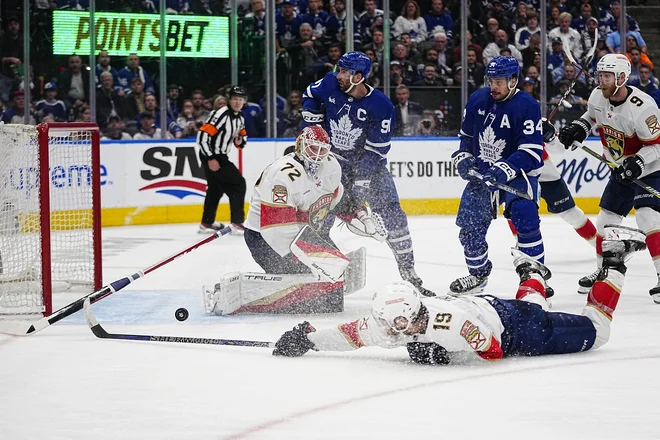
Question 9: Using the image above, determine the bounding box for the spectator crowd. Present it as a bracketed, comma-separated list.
[0, 0, 657, 139]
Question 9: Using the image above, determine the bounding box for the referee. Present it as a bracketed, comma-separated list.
[197, 85, 248, 234]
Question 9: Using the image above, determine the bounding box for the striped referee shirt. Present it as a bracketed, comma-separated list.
[197, 107, 245, 160]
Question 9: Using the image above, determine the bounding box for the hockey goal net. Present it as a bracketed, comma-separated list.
[0, 123, 102, 316]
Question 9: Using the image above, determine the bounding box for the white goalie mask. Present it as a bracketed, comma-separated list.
[371, 281, 422, 334]
[295, 125, 331, 178]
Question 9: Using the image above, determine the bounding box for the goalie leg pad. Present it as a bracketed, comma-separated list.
[290, 226, 349, 282]
[203, 272, 344, 315]
[244, 228, 311, 274]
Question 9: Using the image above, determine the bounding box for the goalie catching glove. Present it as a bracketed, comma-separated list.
[338, 203, 387, 242]
[273, 321, 317, 357]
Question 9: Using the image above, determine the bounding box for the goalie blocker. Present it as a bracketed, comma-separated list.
[204, 226, 367, 315]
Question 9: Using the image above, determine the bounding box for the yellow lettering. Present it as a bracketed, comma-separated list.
[136, 18, 151, 50]
[149, 20, 160, 51]
[117, 18, 135, 51]
[95, 17, 109, 49]
[75, 17, 90, 50]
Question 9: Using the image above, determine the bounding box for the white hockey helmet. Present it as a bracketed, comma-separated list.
[597, 54, 631, 94]
[295, 125, 331, 178]
[371, 281, 423, 334]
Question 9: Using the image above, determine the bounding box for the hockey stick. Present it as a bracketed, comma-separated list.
[84, 297, 274, 348]
[0, 226, 233, 336]
[575, 143, 660, 200]
[468, 169, 533, 200]
[547, 32, 598, 122]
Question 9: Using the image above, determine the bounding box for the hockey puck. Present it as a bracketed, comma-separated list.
[175, 308, 189, 322]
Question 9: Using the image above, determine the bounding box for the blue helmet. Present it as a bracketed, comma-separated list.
[337, 51, 373, 81]
[485, 56, 519, 80]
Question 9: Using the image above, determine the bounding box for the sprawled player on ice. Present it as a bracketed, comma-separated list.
[302, 51, 434, 296]
[451, 55, 546, 294]
[271, 226, 646, 364]
[203, 126, 379, 315]
[558, 54, 660, 303]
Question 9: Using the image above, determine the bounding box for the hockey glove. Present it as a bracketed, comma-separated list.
[541, 118, 557, 144]
[613, 155, 645, 183]
[558, 118, 591, 150]
[482, 161, 518, 192]
[407, 342, 450, 365]
[451, 150, 479, 181]
[272, 321, 317, 357]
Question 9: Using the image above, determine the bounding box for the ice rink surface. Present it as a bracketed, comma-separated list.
[1, 215, 660, 440]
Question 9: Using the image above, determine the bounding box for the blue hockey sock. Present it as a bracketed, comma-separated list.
[459, 227, 492, 277]
[509, 200, 544, 263]
[387, 226, 415, 268]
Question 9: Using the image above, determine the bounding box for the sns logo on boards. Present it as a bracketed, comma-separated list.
[139, 145, 207, 199]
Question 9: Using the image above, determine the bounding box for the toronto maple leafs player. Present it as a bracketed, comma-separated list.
[506, 119, 598, 248]
[558, 54, 660, 303]
[450, 55, 545, 294]
[302, 51, 434, 296]
[271, 227, 647, 363]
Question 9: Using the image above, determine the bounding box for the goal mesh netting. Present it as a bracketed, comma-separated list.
[0, 123, 101, 316]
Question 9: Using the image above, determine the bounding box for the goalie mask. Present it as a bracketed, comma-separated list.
[296, 125, 331, 178]
[372, 281, 422, 335]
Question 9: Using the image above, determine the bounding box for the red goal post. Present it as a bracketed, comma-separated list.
[0, 122, 102, 316]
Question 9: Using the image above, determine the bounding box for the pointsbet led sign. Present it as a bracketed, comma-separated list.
[53, 11, 229, 58]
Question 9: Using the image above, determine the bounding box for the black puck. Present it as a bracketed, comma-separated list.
[175, 307, 189, 322]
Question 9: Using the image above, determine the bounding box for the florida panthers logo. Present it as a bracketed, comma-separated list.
[308, 194, 334, 230]
[601, 125, 625, 160]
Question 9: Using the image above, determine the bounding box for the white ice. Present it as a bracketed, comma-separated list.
[1, 215, 660, 440]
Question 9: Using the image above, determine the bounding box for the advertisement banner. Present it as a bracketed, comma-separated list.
[52, 11, 229, 58]
[97, 138, 612, 225]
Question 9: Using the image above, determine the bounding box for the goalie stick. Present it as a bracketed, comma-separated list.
[0, 226, 233, 336]
[84, 297, 274, 348]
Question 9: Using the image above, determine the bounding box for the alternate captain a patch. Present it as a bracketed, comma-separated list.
[272, 185, 288, 204]
[601, 125, 625, 160]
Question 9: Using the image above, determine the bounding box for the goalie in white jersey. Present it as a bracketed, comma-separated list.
[271, 227, 646, 363]
[558, 54, 660, 303]
[203, 126, 379, 315]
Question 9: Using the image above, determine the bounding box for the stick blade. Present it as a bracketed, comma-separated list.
[0, 319, 34, 335]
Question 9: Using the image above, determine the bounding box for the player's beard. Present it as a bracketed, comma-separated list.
[600, 83, 616, 99]
[338, 79, 350, 92]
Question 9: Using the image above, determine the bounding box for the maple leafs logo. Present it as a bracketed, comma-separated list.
[478, 125, 506, 165]
[329, 114, 363, 151]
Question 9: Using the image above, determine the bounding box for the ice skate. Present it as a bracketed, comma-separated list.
[449, 274, 488, 294]
[649, 276, 660, 304]
[198, 222, 225, 234]
[230, 223, 245, 236]
[512, 249, 553, 298]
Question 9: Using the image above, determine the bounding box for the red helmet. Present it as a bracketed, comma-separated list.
[296, 126, 331, 176]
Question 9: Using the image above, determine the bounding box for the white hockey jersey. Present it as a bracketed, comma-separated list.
[245, 153, 343, 257]
[582, 86, 660, 176]
[307, 295, 507, 361]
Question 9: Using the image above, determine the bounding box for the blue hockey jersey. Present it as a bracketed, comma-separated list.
[459, 87, 543, 176]
[302, 72, 395, 179]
